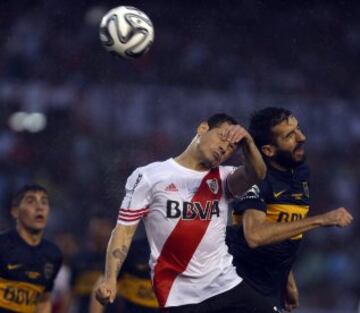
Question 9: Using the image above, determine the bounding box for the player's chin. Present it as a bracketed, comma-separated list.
[29, 222, 47, 232]
[204, 155, 220, 168]
[285, 304, 297, 312]
[293, 150, 305, 162]
[209, 158, 221, 168]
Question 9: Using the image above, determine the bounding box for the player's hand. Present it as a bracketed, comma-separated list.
[284, 285, 299, 312]
[95, 279, 117, 305]
[221, 124, 254, 146]
[321, 207, 353, 227]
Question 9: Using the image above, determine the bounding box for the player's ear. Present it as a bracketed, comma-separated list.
[261, 144, 276, 157]
[10, 206, 19, 220]
[197, 122, 209, 136]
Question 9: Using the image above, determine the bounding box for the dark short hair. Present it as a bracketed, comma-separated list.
[249, 107, 293, 148]
[207, 113, 238, 129]
[11, 184, 48, 208]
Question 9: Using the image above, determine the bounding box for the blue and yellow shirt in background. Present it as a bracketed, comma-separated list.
[226, 163, 310, 308]
[71, 237, 158, 313]
[0, 230, 62, 313]
[117, 237, 159, 311]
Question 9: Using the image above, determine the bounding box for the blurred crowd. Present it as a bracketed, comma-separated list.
[0, 0, 359, 312]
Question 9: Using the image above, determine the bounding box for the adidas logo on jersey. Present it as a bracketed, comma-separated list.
[165, 183, 178, 192]
[166, 200, 220, 220]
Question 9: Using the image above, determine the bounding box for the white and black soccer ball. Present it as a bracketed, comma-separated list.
[99, 6, 154, 60]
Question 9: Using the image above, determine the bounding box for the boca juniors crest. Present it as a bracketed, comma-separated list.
[302, 181, 310, 198]
[44, 263, 54, 280]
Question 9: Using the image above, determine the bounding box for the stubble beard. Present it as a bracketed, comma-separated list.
[272, 147, 306, 169]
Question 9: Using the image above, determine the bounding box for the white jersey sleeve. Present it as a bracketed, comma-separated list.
[117, 168, 151, 226]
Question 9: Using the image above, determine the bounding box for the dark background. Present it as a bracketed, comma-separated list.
[0, 1, 359, 312]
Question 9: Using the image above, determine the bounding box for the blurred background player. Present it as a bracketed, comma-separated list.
[52, 232, 79, 313]
[95, 114, 276, 313]
[226, 107, 353, 311]
[89, 236, 159, 313]
[70, 214, 116, 313]
[70, 214, 158, 313]
[0, 184, 62, 313]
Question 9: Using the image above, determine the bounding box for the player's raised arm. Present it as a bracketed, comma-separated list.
[95, 223, 138, 305]
[226, 126, 266, 196]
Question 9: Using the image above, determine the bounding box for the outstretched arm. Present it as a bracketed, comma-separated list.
[235, 207, 353, 248]
[95, 223, 138, 305]
[227, 128, 266, 196]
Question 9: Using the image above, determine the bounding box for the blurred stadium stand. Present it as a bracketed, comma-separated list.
[0, 0, 359, 312]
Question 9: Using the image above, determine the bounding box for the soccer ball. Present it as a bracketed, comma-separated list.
[99, 6, 154, 60]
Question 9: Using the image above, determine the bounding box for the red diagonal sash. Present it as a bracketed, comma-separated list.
[153, 168, 222, 307]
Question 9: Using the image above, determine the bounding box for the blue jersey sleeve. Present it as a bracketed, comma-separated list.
[232, 183, 267, 215]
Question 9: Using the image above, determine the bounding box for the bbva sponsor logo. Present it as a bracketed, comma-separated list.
[166, 200, 220, 220]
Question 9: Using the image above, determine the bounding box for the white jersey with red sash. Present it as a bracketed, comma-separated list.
[117, 158, 242, 308]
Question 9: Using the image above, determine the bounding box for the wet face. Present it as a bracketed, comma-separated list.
[197, 122, 238, 168]
[11, 191, 50, 234]
[269, 116, 306, 168]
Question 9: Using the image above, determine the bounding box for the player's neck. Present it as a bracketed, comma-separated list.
[175, 149, 209, 172]
[16, 225, 43, 246]
[268, 160, 291, 172]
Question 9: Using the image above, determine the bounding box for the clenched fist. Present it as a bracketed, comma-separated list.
[321, 207, 353, 228]
[95, 279, 117, 305]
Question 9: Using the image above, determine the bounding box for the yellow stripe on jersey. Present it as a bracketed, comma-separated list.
[0, 277, 45, 313]
[266, 204, 309, 240]
[117, 273, 158, 308]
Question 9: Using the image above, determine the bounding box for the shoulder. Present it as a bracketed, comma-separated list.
[123, 160, 171, 196]
[41, 239, 63, 263]
[0, 229, 18, 249]
[242, 175, 272, 198]
[129, 160, 170, 180]
[128, 159, 180, 187]
[235, 181, 269, 202]
[257, 167, 287, 194]
[232, 183, 267, 214]
[231, 172, 272, 210]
